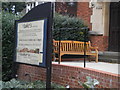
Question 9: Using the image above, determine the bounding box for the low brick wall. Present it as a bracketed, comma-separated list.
[17, 63, 119, 88]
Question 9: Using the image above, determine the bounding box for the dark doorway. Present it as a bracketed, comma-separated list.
[109, 2, 120, 52]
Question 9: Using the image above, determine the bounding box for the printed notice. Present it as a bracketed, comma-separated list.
[16, 20, 45, 65]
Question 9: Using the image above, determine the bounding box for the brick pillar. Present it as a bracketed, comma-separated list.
[77, 2, 92, 30]
[55, 2, 77, 16]
[90, 35, 108, 51]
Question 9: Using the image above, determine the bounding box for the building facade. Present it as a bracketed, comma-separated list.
[91, 2, 119, 52]
[26, 1, 120, 52]
[55, 1, 120, 52]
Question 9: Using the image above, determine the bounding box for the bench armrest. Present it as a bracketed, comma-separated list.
[53, 44, 57, 47]
[90, 47, 98, 49]
[53, 44, 62, 51]
[90, 47, 98, 53]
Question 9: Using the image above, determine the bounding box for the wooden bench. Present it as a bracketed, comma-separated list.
[53, 40, 98, 62]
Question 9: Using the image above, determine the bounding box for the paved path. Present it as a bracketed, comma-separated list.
[52, 61, 119, 74]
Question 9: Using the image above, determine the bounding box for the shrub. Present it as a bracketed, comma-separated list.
[53, 13, 89, 41]
[78, 76, 99, 88]
[1, 78, 65, 89]
[2, 11, 22, 81]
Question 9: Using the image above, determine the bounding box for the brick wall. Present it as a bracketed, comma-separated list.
[90, 36, 109, 51]
[17, 63, 119, 88]
[55, 2, 77, 17]
[55, 2, 92, 29]
[77, 2, 92, 30]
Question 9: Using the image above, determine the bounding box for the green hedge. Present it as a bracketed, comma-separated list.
[53, 13, 89, 41]
[2, 11, 22, 81]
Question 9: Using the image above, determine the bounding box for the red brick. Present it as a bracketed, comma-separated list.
[77, 2, 92, 30]
[17, 63, 119, 88]
[90, 36, 108, 51]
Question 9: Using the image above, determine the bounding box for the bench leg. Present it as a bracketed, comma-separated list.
[58, 54, 62, 63]
[96, 54, 98, 63]
[53, 53, 56, 61]
[88, 56, 91, 62]
[59, 55, 61, 62]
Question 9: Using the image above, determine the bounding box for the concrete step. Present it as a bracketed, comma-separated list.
[99, 57, 119, 63]
[99, 51, 119, 56]
[99, 55, 119, 59]
[98, 51, 119, 63]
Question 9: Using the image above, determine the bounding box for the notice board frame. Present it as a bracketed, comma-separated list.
[14, 2, 53, 68]
[13, 2, 53, 89]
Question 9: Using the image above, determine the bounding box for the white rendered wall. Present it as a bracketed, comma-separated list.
[26, 2, 40, 13]
[90, 2, 104, 35]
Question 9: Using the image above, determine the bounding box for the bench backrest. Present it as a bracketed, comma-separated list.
[53, 40, 91, 52]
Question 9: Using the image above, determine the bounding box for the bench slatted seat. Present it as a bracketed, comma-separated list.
[53, 40, 98, 62]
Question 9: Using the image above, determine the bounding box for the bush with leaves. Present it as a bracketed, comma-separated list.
[2, 11, 22, 81]
[53, 13, 89, 41]
[1, 78, 65, 89]
[78, 76, 99, 89]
